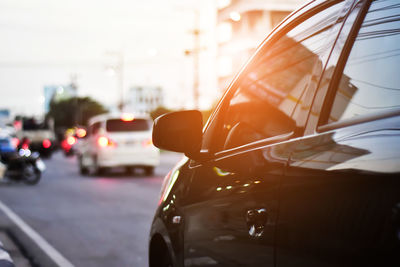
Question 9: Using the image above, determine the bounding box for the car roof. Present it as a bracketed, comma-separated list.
[88, 113, 151, 126]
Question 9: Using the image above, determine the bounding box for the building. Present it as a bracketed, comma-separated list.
[217, 0, 305, 89]
[126, 86, 163, 115]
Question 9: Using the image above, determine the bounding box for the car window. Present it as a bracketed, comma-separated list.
[326, 0, 400, 124]
[90, 122, 101, 135]
[22, 118, 49, 130]
[204, 1, 346, 152]
[106, 119, 150, 132]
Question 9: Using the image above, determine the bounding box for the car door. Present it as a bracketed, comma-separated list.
[182, 1, 349, 266]
[277, 0, 400, 266]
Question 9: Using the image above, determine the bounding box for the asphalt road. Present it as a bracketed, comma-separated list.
[0, 151, 183, 267]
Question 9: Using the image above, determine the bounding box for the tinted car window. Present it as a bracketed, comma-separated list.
[22, 118, 49, 130]
[106, 119, 150, 132]
[327, 0, 400, 124]
[90, 122, 101, 135]
[209, 1, 345, 151]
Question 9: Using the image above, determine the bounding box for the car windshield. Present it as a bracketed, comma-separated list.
[106, 119, 150, 132]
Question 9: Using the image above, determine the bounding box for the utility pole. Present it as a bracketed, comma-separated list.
[70, 74, 79, 125]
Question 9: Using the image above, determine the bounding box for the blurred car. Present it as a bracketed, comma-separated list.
[78, 113, 160, 175]
[149, 0, 400, 266]
[0, 135, 18, 154]
[61, 127, 87, 156]
[16, 118, 56, 158]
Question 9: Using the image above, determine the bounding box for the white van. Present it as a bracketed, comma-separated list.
[78, 113, 160, 175]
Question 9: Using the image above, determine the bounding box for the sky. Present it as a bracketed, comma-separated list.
[0, 0, 218, 116]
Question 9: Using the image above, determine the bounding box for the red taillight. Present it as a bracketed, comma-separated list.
[22, 143, 29, 150]
[61, 139, 69, 150]
[142, 138, 153, 147]
[13, 120, 22, 131]
[97, 136, 108, 147]
[42, 139, 51, 148]
[97, 136, 116, 148]
[66, 136, 77, 145]
[21, 138, 30, 149]
[76, 128, 86, 138]
[11, 138, 20, 148]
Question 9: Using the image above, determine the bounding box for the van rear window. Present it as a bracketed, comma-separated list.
[22, 118, 49, 130]
[106, 119, 150, 132]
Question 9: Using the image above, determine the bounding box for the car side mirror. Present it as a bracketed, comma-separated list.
[152, 110, 203, 157]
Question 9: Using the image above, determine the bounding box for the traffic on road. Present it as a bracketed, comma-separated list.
[0, 147, 182, 266]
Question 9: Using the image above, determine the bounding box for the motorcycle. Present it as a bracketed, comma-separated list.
[0, 137, 45, 185]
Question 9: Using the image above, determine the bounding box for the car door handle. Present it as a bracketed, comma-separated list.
[246, 208, 268, 238]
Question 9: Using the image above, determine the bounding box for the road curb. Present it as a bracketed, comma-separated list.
[0, 239, 14, 267]
[0, 201, 74, 267]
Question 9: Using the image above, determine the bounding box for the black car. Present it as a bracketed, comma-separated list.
[149, 0, 400, 266]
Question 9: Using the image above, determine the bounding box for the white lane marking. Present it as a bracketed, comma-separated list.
[0, 241, 14, 263]
[0, 201, 74, 267]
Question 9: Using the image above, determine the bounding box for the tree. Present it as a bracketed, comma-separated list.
[47, 97, 107, 129]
